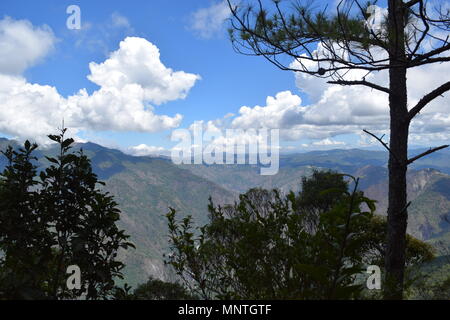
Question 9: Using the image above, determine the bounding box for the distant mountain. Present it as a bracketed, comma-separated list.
[0, 139, 449, 288]
[108, 157, 239, 286]
[0, 140, 237, 287]
[279, 147, 450, 174]
[407, 148, 450, 175]
[179, 150, 450, 254]
[179, 149, 389, 194]
[355, 166, 450, 242]
[180, 163, 315, 194]
[179, 149, 450, 249]
[279, 149, 388, 173]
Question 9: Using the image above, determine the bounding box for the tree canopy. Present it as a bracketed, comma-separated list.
[165, 170, 434, 299]
[0, 129, 134, 300]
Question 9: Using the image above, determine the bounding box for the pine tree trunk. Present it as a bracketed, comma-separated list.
[384, 0, 409, 300]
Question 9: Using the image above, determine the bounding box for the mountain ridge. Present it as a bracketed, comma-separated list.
[0, 137, 449, 287]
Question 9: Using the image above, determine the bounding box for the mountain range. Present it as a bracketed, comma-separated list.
[0, 138, 449, 288]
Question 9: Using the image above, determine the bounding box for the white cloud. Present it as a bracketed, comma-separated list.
[225, 41, 450, 147]
[227, 90, 380, 142]
[231, 91, 304, 129]
[0, 74, 65, 139]
[0, 19, 200, 144]
[189, 1, 231, 38]
[0, 17, 56, 75]
[178, 120, 278, 155]
[88, 37, 200, 105]
[312, 138, 345, 146]
[128, 144, 166, 156]
[111, 12, 132, 30]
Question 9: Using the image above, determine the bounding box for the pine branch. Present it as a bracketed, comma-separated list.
[328, 80, 391, 94]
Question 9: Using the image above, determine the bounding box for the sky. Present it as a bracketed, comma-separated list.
[0, 0, 449, 156]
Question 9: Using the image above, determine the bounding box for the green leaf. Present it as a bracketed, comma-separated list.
[45, 156, 59, 164]
[47, 134, 60, 143]
[62, 138, 75, 150]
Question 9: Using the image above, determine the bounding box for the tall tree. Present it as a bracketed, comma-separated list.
[0, 142, 54, 299]
[227, 0, 450, 299]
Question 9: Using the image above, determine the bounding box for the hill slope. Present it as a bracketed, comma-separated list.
[0, 140, 449, 288]
[357, 166, 450, 242]
[0, 141, 237, 287]
[104, 157, 236, 286]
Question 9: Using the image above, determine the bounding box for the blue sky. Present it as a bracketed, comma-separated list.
[0, 0, 449, 155]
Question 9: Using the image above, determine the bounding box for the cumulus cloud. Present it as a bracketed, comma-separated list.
[88, 37, 200, 105]
[128, 144, 166, 156]
[231, 91, 304, 129]
[171, 120, 279, 158]
[227, 90, 379, 142]
[0, 17, 56, 75]
[224, 42, 450, 147]
[0, 74, 65, 139]
[188, 5, 450, 149]
[312, 138, 346, 146]
[189, 1, 231, 38]
[0, 19, 200, 144]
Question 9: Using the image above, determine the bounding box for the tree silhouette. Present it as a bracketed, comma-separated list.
[227, 0, 450, 299]
[0, 129, 134, 299]
[133, 276, 197, 300]
[0, 141, 54, 299]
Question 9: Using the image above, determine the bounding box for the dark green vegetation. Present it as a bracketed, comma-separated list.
[0, 138, 236, 289]
[0, 137, 449, 298]
[132, 276, 197, 300]
[0, 130, 134, 299]
[166, 171, 433, 299]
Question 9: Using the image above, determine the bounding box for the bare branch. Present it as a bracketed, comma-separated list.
[410, 43, 450, 65]
[363, 129, 400, 164]
[408, 81, 450, 120]
[328, 80, 391, 94]
[405, 0, 421, 8]
[407, 145, 450, 165]
[409, 56, 450, 68]
[409, 0, 430, 59]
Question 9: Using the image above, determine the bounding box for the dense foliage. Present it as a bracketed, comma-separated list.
[166, 171, 434, 299]
[133, 276, 196, 300]
[0, 129, 134, 299]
